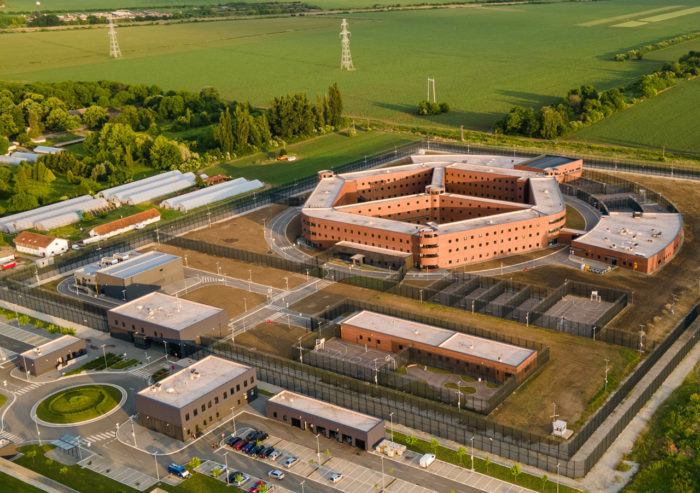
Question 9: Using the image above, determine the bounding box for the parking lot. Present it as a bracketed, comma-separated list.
[220, 425, 438, 493]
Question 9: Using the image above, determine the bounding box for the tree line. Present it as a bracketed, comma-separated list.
[495, 51, 700, 139]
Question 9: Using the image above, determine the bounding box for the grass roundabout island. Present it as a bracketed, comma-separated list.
[36, 385, 123, 424]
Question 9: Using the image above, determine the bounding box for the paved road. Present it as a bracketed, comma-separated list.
[56, 276, 122, 309]
[564, 196, 602, 231]
[266, 206, 312, 263]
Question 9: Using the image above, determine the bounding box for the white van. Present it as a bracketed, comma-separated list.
[419, 453, 436, 468]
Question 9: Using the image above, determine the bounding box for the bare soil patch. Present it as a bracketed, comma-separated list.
[185, 204, 288, 255]
[235, 322, 308, 360]
[182, 285, 267, 317]
[289, 283, 377, 315]
[140, 244, 306, 290]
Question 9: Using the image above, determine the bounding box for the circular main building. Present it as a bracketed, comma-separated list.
[301, 153, 582, 271]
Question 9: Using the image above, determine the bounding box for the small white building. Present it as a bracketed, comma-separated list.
[14, 231, 69, 257]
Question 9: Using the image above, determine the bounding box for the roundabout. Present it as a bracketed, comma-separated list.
[32, 383, 127, 427]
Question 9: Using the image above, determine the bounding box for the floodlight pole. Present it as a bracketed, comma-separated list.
[35, 420, 41, 446]
[224, 452, 229, 484]
[101, 344, 108, 369]
[419, 289, 424, 304]
[230, 406, 237, 435]
[163, 340, 168, 362]
[389, 412, 394, 439]
[470, 436, 475, 472]
[248, 269, 252, 291]
[153, 453, 159, 481]
[556, 462, 560, 493]
[316, 434, 321, 466]
[604, 358, 610, 391]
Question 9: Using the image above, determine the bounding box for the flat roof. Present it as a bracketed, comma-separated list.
[109, 292, 224, 331]
[138, 355, 252, 408]
[98, 251, 179, 279]
[572, 212, 683, 258]
[341, 310, 535, 367]
[518, 155, 579, 170]
[268, 390, 383, 432]
[21, 335, 83, 361]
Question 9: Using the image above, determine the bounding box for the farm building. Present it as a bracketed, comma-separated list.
[0, 156, 24, 166]
[302, 153, 570, 271]
[18, 335, 86, 376]
[88, 209, 161, 240]
[160, 177, 263, 212]
[266, 391, 385, 450]
[9, 152, 39, 163]
[107, 291, 228, 349]
[0, 195, 109, 234]
[98, 170, 196, 206]
[0, 247, 15, 264]
[14, 232, 69, 257]
[339, 310, 537, 382]
[33, 146, 64, 155]
[135, 355, 256, 441]
[569, 212, 683, 274]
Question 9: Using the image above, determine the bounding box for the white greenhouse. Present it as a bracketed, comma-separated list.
[0, 195, 97, 233]
[98, 170, 183, 202]
[118, 173, 196, 205]
[161, 178, 264, 213]
[34, 212, 82, 231]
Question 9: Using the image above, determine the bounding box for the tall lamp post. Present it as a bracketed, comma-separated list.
[556, 462, 560, 493]
[153, 453, 159, 482]
[101, 344, 108, 369]
[470, 436, 475, 472]
[315, 434, 321, 467]
[223, 452, 229, 484]
[230, 406, 237, 436]
[389, 412, 394, 440]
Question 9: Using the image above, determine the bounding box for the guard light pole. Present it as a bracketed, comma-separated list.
[316, 434, 321, 467]
[389, 412, 394, 440]
[131, 416, 137, 448]
[230, 406, 237, 436]
[101, 344, 108, 369]
[381, 455, 385, 491]
[163, 340, 168, 362]
[300, 479, 305, 493]
[224, 452, 229, 484]
[35, 421, 41, 446]
[248, 269, 252, 291]
[470, 436, 475, 472]
[556, 462, 560, 493]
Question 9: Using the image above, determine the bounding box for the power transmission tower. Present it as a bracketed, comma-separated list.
[340, 19, 355, 71]
[108, 16, 122, 59]
[427, 77, 436, 103]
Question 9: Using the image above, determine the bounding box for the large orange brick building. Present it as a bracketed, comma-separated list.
[340, 310, 538, 382]
[302, 153, 581, 271]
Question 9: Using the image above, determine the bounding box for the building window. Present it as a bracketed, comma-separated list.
[193, 409, 198, 416]
[274, 412, 278, 418]
[208, 401, 212, 408]
[224, 391, 228, 399]
[201, 404, 205, 412]
[231, 387, 235, 395]
[185, 413, 190, 421]
[244, 380, 248, 388]
[236, 384, 240, 392]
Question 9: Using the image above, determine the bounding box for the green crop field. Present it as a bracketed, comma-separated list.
[2, 1, 699, 132]
[571, 77, 700, 156]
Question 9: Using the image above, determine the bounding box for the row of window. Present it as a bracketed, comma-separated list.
[183, 378, 253, 422]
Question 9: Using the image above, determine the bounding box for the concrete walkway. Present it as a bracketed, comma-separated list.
[0, 457, 79, 493]
[579, 336, 700, 492]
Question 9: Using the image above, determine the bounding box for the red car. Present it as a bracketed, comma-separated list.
[250, 480, 271, 493]
[1, 262, 16, 270]
[234, 439, 249, 451]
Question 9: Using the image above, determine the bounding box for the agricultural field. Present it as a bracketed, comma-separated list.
[571, 77, 700, 157]
[2, 1, 700, 131]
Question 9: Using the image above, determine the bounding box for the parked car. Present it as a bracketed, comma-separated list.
[71, 244, 81, 250]
[250, 480, 270, 493]
[235, 439, 249, 451]
[330, 472, 343, 483]
[246, 430, 258, 441]
[419, 453, 436, 468]
[268, 469, 285, 480]
[242, 442, 255, 454]
[226, 436, 241, 448]
[228, 471, 250, 487]
[260, 446, 274, 458]
[167, 463, 190, 478]
[268, 449, 281, 461]
[248, 444, 263, 456]
[282, 456, 299, 468]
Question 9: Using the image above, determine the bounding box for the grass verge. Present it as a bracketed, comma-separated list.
[391, 431, 581, 493]
[36, 385, 121, 424]
[64, 353, 136, 375]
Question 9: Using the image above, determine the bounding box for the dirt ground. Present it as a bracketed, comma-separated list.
[141, 244, 306, 290]
[185, 203, 288, 255]
[452, 246, 566, 273]
[234, 322, 308, 360]
[289, 282, 378, 315]
[182, 285, 267, 317]
[498, 173, 700, 343]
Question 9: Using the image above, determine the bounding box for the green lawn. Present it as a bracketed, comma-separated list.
[571, 77, 700, 157]
[0, 393, 7, 408]
[623, 360, 700, 492]
[0, 470, 46, 493]
[204, 130, 419, 185]
[3, 1, 700, 131]
[565, 205, 586, 230]
[36, 385, 122, 423]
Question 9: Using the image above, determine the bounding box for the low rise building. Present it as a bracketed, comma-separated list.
[18, 335, 86, 376]
[13, 231, 69, 257]
[266, 391, 385, 450]
[135, 355, 256, 441]
[107, 291, 228, 352]
[88, 208, 161, 240]
[340, 310, 537, 382]
[93, 251, 183, 299]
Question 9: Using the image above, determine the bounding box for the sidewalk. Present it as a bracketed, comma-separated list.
[0, 457, 79, 493]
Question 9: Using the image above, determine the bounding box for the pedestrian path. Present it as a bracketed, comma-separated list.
[0, 428, 23, 443]
[85, 431, 116, 444]
[0, 322, 51, 347]
[14, 382, 42, 396]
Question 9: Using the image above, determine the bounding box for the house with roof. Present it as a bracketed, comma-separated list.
[13, 231, 69, 257]
[88, 208, 161, 240]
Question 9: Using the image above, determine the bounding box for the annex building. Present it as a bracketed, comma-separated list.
[135, 355, 256, 441]
[570, 212, 683, 274]
[301, 153, 581, 271]
[340, 310, 537, 382]
[108, 291, 228, 352]
[266, 390, 385, 450]
[18, 335, 86, 376]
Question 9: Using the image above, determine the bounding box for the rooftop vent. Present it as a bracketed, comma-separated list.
[165, 387, 175, 393]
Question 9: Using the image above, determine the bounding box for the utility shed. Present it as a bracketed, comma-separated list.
[266, 391, 385, 450]
[18, 335, 86, 376]
[95, 251, 183, 299]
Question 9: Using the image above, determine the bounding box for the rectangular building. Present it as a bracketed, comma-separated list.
[18, 335, 86, 376]
[107, 291, 228, 353]
[14, 232, 69, 257]
[266, 391, 385, 450]
[340, 311, 537, 382]
[95, 251, 183, 299]
[135, 355, 256, 441]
